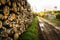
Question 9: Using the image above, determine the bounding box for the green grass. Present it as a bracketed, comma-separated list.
[20, 16, 39, 40]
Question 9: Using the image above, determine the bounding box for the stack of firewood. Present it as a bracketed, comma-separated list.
[0, 0, 33, 40]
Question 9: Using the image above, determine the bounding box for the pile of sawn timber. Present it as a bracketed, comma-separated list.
[0, 0, 33, 40]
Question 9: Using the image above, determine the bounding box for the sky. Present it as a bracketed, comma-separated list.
[27, 0, 60, 12]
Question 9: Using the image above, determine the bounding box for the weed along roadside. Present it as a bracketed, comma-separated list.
[20, 16, 39, 40]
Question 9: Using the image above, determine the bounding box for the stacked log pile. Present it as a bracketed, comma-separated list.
[0, 0, 33, 40]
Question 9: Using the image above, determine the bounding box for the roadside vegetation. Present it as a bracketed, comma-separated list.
[20, 16, 39, 40]
[44, 16, 60, 25]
